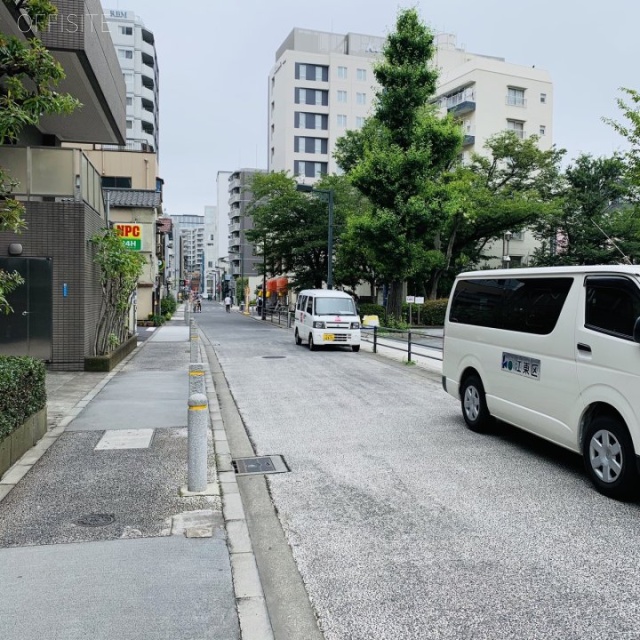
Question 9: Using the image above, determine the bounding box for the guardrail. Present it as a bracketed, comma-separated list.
[361, 325, 444, 364]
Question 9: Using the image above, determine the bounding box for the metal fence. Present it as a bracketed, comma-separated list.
[361, 325, 444, 365]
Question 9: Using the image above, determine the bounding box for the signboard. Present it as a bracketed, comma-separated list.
[115, 223, 142, 251]
[406, 296, 415, 303]
[415, 296, 425, 304]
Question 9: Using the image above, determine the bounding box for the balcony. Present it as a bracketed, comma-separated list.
[229, 222, 241, 233]
[229, 177, 241, 191]
[228, 192, 242, 206]
[0, 146, 105, 216]
[462, 135, 475, 147]
[448, 100, 476, 116]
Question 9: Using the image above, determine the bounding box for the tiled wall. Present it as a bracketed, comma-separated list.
[0, 201, 105, 370]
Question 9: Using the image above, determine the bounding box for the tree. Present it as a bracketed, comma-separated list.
[335, 8, 462, 317]
[531, 154, 635, 266]
[423, 131, 565, 296]
[0, 0, 81, 313]
[245, 172, 364, 291]
[92, 229, 145, 356]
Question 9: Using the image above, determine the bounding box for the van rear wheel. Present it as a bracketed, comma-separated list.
[352, 345, 360, 352]
[460, 374, 491, 432]
[583, 417, 639, 500]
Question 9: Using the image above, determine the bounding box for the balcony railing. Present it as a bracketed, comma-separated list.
[0, 146, 104, 216]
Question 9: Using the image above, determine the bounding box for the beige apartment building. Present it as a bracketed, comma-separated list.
[269, 28, 554, 266]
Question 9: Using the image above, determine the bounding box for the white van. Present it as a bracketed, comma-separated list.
[294, 289, 361, 352]
[442, 265, 640, 499]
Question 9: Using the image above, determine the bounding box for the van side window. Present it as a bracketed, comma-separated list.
[585, 277, 640, 338]
[450, 277, 573, 335]
[297, 295, 307, 311]
[306, 297, 314, 314]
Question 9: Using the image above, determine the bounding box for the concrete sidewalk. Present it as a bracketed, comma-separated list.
[0, 307, 272, 640]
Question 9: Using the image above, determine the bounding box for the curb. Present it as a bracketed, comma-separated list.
[198, 327, 275, 640]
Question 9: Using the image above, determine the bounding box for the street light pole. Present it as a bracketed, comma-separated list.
[296, 183, 334, 289]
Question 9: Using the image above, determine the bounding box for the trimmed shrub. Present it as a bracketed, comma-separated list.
[358, 303, 386, 322]
[160, 294, 177, 316]
[402, 299, 448, 326]
[0, 357, 46, 442]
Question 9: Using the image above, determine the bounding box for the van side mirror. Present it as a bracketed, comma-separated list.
[634, 317, 640, 343]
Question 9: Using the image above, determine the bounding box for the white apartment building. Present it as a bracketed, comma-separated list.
[105, 9, 160, 155]
[203, 205, 217, 297]
[269, 28, 553, 266]
[268, 29, 385, 178]
[170, 215, 204, 292]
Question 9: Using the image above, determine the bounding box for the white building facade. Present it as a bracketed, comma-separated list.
[105, 9, 160, 155]
[268, 29, 385, 178]
[269, 28, 554, 267]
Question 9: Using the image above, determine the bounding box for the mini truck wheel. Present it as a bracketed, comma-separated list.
[583, 416, 639, 500]
[460, 374, 491, 432]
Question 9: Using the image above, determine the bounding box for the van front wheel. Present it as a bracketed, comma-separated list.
[460, 375, 491, 432]
[294, 329, 302, 346]
[308, 334, 316, 351]
[583, 417, 639, 500]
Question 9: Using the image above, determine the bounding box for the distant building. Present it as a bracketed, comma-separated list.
[227, 169, 266, 298]
[105, 9, 160, 155]
[170, 215, 205, 293]
[268, 28, 385, 178]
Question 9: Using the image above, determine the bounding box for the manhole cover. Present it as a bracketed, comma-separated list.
[76, 513, 116, 527]
[232, 455, 289, 476]
[262, 356, 286, 359]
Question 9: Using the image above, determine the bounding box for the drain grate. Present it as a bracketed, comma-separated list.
[76, 513, 116, 528]
[232, 455, 289, 476]
[262, 356, 286, 359]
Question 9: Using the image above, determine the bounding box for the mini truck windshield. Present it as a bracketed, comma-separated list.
[315, 298, 357, 316]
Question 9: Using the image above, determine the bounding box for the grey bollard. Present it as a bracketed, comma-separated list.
[190, 322, 199, 362]
[187, 393, 208, 493]
[189, 363, 205, 396]
[185, 302, 190, 326]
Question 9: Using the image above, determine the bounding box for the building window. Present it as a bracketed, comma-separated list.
[539, 125, 546, 136]
[294, 160, 328, 178]
[337, 66, 347, 79]
[540, 93, 547, 104]
[295, 63, 329, 82]
[337, 114, 347, 128]
[507, 119, 525, 139]
[356, 116, 365, 129]
[295, 88, 328, 106]
[337, 90, 347, 103]
[126, 96, 133, 106]
[126, 119, 133, 129]
[102, 176, 132, 188]
[295, 137, 328, 154]
[119, 26, 133, 35]
[118, 48, 133, 60]
[356, 92, 366, 105]
[357, 68, 367, 81]
[295, 112, 328, 130]
[506, 87, 526, 107]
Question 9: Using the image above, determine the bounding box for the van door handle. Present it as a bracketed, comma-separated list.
[577, 343, 592, 353]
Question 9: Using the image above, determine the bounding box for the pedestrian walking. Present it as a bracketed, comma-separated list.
[224, 295, 231, 313]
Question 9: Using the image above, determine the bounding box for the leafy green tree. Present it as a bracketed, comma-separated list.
[91, 229, 146, 356]
[335, 8, 462, 317]
[245, 172, 364, 291]
[0, 0, 81, 313]
[531, 154, 635, 266]
[424, 132, 565, 295]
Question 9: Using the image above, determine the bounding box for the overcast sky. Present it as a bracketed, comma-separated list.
[109, 0, 638, 216]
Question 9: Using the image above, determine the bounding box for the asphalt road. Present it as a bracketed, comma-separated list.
[197, 300, 640, 640]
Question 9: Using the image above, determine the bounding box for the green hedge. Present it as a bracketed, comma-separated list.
[402, 299, 449, 326]
[0, 357, 46, 442]
[160, 294, 177, 316]
[358, 303, 386, 321]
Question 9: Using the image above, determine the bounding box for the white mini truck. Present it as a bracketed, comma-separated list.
[294, 289, 361, 352]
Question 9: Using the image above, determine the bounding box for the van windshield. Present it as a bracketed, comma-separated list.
[315, 298, 357, 316]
